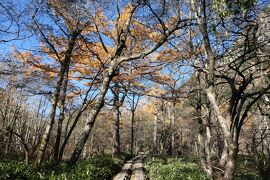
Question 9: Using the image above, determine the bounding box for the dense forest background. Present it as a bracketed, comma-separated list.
[0, 0, 270, 179]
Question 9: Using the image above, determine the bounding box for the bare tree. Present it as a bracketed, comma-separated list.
[191, 0, 270, 179]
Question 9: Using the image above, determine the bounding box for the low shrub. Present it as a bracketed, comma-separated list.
[144, 156, 207, 180]
[0, 154, 127, 180]
[0, 161, 39, 179]
[234, 155, 261, 180]
[144, 155, 262, 180]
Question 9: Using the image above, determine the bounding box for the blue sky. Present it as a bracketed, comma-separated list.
[0, 0, 194, 112]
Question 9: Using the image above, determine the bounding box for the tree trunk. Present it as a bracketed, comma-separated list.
[207, 89, 240, 180]
[35, 32, 78, 169]
[219, 140, 228, 167]
[171, 101, 176, 156]
[131, 109, 135, 156]
[205, 123, 213, 177]
[195, 71, 213, 179]
[53, 67, 69, 162]
[35, 65, 66, 168]
[153, 113, 158, 154]
[112, 81, 121, 157]
[191, 1, 238, 178]
[68, 98, 105, 165]
[5, 102, 20, 155]
[59, 70, 104, 161]
[223, 144, 238, 180]
[68, 61, 117, 166]
[5, 130, 13, 155]
[58, 110, 83, 161]
[24, 148, 29, 165]
[112, 105, 121, 156]
[21, 139, 30, 165]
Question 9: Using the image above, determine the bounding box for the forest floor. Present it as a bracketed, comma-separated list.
[0, 154, 261, 180]
[0, 153, 129, 179]
[144, 155, 260, 180]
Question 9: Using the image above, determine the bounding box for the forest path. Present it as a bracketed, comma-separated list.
[113, 153, 146, 180]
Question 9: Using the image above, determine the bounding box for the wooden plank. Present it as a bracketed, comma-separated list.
[132, 162, 144, 180]
[131, 154, 146, 180]
[113, 155, 141, 180]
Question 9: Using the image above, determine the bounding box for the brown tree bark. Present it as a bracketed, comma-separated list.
[171, 101, 176, 155]
[112, 104, 121, 156]
[68, 60, 118, 166]
[153, 112, 158, 154]
[195, 71, 213, 179]
[191, 0, 236, 178]
[131, 109, 135, 155]
[35, 32, 79, 169]
[58, 107, 85, 161]
[58, 72, 98, 162]
[53, 67, 69, 162]
[128, 92, 140, 156]
[111, 79, 127, 157]
[5, 100, 21, 155]
[35, 65, 66, 168]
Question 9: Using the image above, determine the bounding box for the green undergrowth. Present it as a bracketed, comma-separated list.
[234, 155, 261, 180]
[144, 155, 262, 180]
[144, 155, 208, 180]
[0, 153, 130, 180]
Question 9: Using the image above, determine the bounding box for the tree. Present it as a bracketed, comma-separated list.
[68, 0, 191, 165]
[110, 75, 128, 156]
[127, 89, 141, 155]
[24, 0, 95, 168]
[190, 0, 270, 179]
[0, 0, 26, 43]
[0, 56, 49, 164]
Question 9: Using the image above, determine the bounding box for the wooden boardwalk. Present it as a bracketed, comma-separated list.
[113, 153, 146, 180]
[130, 154, 146, 180]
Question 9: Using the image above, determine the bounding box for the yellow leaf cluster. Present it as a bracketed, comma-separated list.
[164, 16, 179, 31]
[144, 102, 156, 114]
[157, 48, 181, 62]
[147, 88, 166, 96]
[118, 3, 133, 29]
[130, 21, 150, 40]
[149, 31, 161, 42]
